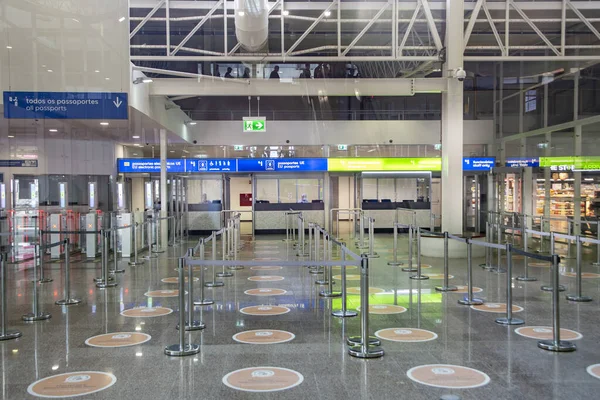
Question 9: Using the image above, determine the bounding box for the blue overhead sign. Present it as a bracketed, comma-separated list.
[3, 91, 128, 119]
[188, 159, 237, 172]
[505, 157, 540, 168]
[463, 157, 495, 171]
[118, 159, 185, 173]
[0, 160, 38, 168]
[237, 158, 327, 172]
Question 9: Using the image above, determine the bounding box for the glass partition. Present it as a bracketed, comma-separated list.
[256, 177, 323, 203]
[187, 178, 222, 204]
[361, 176, 429, 202]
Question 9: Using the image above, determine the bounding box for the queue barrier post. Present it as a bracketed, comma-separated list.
[112, 229, 124, 274]
[388, 223, 402, 266]
[538, 255, 577, 352]
[194, 240, 214, 306]
[128, 223, 144, 266]
[308, 223, 313, 262]
[315, 232, 329, 285]
[56, 239, 81, 305]
[22, 244, 52, 321]
[495, 244, 524, 325]
[178, 256, 205, 331]
[410, 228, 428, 280]
[38, 233, 52, 283]
[96, 232, 117, 289]
[517, 222, 536, 282]
[436, 231, 457, 292]
[332, 250, 358, 318]
[205, 232, 224, 288]
[228, 219, 243, 270]
[320, 234, 341, 298]
[309, 227, 321, 274]
[367, 218, 379, 258]
[480, 221, 493, 270]
[216, 227, 233, 278]
[566, 235, 593, 302]
[348, 255, 384, 358]
[0, 253, 22, 341]
[593, 221, 600, 266]
[152, 215, 165, 254]
[458, 239, 484, 306]
[165, 257, 201, 357]
[402, 225, 417, 272]
[492, 223, 506, 274]
[541, 232, 566, 292]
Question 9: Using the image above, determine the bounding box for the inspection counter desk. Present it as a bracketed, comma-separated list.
[361, 200, 431, 231]
[254, 202, 325, 234]
[188, 203, 222, 233]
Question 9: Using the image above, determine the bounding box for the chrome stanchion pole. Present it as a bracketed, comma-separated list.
[22, 244, 51, 321]
[112, 229, 124, 273]
[38, 233, 52, 283]
[593, 220, 600, 266]
[493, 223, 506, 273]
[358, 214, 366, 249]
[332, 250, 357, 318]
[309, 228, 321, 274]
[56, 239, 81, 305]
[285, 212, 289, 242]
[538, 254, 576, 352]
[402, 226, 417, 272]
[178, 257, 205, 331]
[436, 232, 457, 291]
[458, 239, 484, 305]
[480, 221, 492, 269]
[0, 253, 22, 340]
[315, 233, 329, 285]
[217, 230, 233, 278]
[496, 244, 524, 325]
[388, 223, 402, 266]
[165, 257, 200, 356]
[96, 232, 117, 288]
[566, 235, 593, 302]
[410, 228, 428, 280]
[194, 241, 214, 306]
[205, 233, 224, 287]
[348, 255, 384, 358]
[153, 216, 165, 253]
[539, 216, 546, 253]
[517, 223, 536, 281]
[129, 223, 144, 266]
[367, 218, 378, 258]
[566, 221, 573, 259]
[542, 233, 565, 292]
[308, 223, 313, 262]
[320, 235, 341, 298]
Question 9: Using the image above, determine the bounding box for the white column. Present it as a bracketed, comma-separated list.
[521, 138, 533, 224]
[573, 71, 582, 235]
[441, 0, 464, 234]
[160, 129, 168, 246]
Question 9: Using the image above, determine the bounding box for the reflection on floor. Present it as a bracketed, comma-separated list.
[2, 233, 600, 398]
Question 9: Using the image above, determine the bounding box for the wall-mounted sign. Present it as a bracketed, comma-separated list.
[328, 158, 442, 172]
[3, 91, 128, 119]
[463, 157, 495, 171]
[238, 158, 328, 172]
[505, 157, 540, 168]
[234, 145, 245, 151]
[337, 144, 348, 151]
[0, 160, 38, 167]
[242, 117, 266, 132]
[190, 159, 236, 172]
[117, 159, 185, 173]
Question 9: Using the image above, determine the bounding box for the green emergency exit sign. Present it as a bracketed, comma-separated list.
[243, 117, 266, 132]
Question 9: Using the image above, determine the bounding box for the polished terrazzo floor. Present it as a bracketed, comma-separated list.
[2, 232, 600, 399]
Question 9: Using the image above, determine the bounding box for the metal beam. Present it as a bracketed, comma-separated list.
[130, 0, 166, 39]
[510, 0, 561, 56]
[482, 2, 505, 55]
[132, 65, 250, 84]
[171, 0, 223, 56]
[463, 0, 484, 51]
[419, 0, 443, 51]
[132, 55, 439, 62]
[465, 55, 600, 61]
[567, 0, 600, 42]
[342, 1, 391, 56]
[166, 0, 170, 55]
[501, 114, 600, 143]
[398, 3, 421, 55]
[286, 1, 337, 55]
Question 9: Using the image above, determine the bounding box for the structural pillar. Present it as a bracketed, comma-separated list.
[573, 71, 582, 235]
[160, 129, 168, 246]
[441, 0, 464, 234]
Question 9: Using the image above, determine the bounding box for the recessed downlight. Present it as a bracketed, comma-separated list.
[100, 122, 109, 126]
[49, 129, 58, 132]
[132, 135, 140, 139]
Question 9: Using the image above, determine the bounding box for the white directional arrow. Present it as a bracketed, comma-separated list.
[113, 97, 122, 108]
[256, 121, 264, 130]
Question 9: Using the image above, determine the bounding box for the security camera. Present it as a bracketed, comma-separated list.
[454, 68, 467, 82]
[389, 139, 393, 144]
[193, 140, 198, 144]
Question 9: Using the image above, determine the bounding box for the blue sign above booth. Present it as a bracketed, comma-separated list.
[505, 157, 540, 168]
[188, 159, 237, 172]
[237, 158, 328, 172]
[118, 159, 185, 173]
[3, 91, 128, 119]
[462, 157, 496, 171]
[0, 159, 38, 168]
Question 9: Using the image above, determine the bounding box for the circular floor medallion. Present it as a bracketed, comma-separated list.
[375, 328, 437, 342]
[452, 286, 483, 294]
[85, 332, 151, 348]
[120, 307, 173, 318]
[587, 364, 600, 380]
[347, 287, 385, 295]
[250, 266, 282, 271]
[253, 257, 281, 261]
[407, 364, 490, 389]
[161, 277, 199, 284]
[248, 276, 285, 282]
[233, 330, 295, 345]
[471, 303, 523, 313]
[528, 262, 551, 268]
[144, 290, 181, 298]
[240, 306, 291, 316]
[562, 272, 600, 279]
[514, 326, 582, 341]
[222, 367, 303, 392]
[424, 274, 454, 280]
[245, 288, 287, 296]
[27, 371, 117, 398]
[357, 305, 407, 314]
[333, 274, 360, 281]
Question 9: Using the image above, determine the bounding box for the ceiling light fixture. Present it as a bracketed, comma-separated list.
[133, 153, 138, 156]
[324, 11, 331, 17]
[132, 135, 140, 139]
[105, 77, 110, 80]
[7, 135, 14, 138]
[49, 129, 58, 132]
[169, 150, 175, 153]
[6, 45, 12, 49]
[100, 122, 109, 126]
[119, 16, 126, 22]
[47, 69, 53, 72]
[133, 77, 153, 84]
[238, 11, 245, 16]
[94, 70, 100, 73]
[186, 121, 197, 126]
[282, 10, 290, 16]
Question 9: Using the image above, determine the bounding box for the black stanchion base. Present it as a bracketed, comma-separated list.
[410, 275, 429, 280]
[387, 261, 403, 266]
[435, 285, 458, 292]
[38, 278, 53, 283]
[96, 282, 117, 289]
[176, 321, 206, 331]
[216, 272, 233, 278]
[315, 279, 329, 285]
[516, 276, 537, 282]
[194, 299, 215, 306]
[538, 339, 576, 352]
[495, 317, 525, 326]
[332, 310, 358, 318]
[111, 269, 125, 274]
[22, 312, 51, 322]
[401, 267, 417, 273]
[346, 336, 381, 346]
[541, 285, 566, 292]
[319, 291, 342, 298]
[55, 298, 81, 306]
[309, 269, 323, 275]
[348, 345, 384, 359]
[205, 282, 224, 287]
[566, 294, 593, 302]
[458, 297, 484, 305]
[164, 343, 200, 356]
[0, 331, 22, 341]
